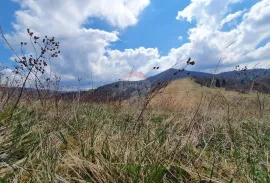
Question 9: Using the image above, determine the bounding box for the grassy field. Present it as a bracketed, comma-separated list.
[0, 79, 270, 182]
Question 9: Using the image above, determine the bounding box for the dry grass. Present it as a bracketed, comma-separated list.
[0, 79, 270, 183]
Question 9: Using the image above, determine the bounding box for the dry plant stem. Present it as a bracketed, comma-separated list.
[22, 38, 44, 106]
[184, 93, 204, 147]
[246, 62, 261, 94]
[136, 64, 189, 122]
[10, 66, 34, 119]
[0, 27, 59, 119]
[210, 40, 237, 87]
[0, 26, 33, 117]
[213, 87, 234, 145]
[0, 26, 23, 63]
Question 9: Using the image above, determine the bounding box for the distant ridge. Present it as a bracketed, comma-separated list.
[91, 68, 270, 101]
[4, 68, 268, 102]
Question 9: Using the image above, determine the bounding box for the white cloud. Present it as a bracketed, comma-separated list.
[173, 0, 270, 72]
[176, 0, 243, 29]
[178, 36, 183, 41]
[5, 0, 150, 87]
[247, 42, 270, 60]
[12, 0, 150, 29]
[220, 10, 244, 27]
[3, 0, 270, 87]
[90, 47, 160, 81]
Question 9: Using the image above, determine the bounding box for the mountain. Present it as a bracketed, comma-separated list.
[147, 68, 212, 84]
[195, 68, 270, 93]
[90, 68, 270, 102]
[1, 69, 268, 104]
[90, 69, 214, 102]
[218, 68, 270, 79]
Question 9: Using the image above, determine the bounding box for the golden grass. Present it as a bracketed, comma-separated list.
[150, 78, 266, 115]
[0, 79, 270, 182]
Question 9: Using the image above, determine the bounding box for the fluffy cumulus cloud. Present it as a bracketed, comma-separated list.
[220, 10, 245, 27]
[12, 0, 150, 29]
[90, 47, 160, 82]
[3, 0, 270, 87]
[5, 0, 151, 87]
[174, 0, 270, 72]
[176, 0, 243, 29]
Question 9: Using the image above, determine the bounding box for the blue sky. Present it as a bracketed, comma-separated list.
[0, 0, 269, 88]
[109, 0, 194, 55]
[0, 0, 193, 59]
[0, 0, 19, 68]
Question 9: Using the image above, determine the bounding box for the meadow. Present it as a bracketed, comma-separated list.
[1, 78, 269, 183]
[1, 0, 270, 181]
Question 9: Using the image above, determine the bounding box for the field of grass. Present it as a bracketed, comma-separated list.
[0, 79, 270, 182]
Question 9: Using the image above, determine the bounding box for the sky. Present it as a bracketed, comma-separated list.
[0, 0, 270, 88]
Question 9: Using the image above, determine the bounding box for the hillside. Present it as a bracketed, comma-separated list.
[150, 78, 261, 111]
[90, 68, 270, 102]
[2, 77, 270, 182]
[1, 1, 270, 182]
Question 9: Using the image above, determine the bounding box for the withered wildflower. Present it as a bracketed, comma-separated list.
[186, 57, 195, 65]
[189, 61, 195, 65]
[14, 28, 61, 76]
[187, 57, 191, 64]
